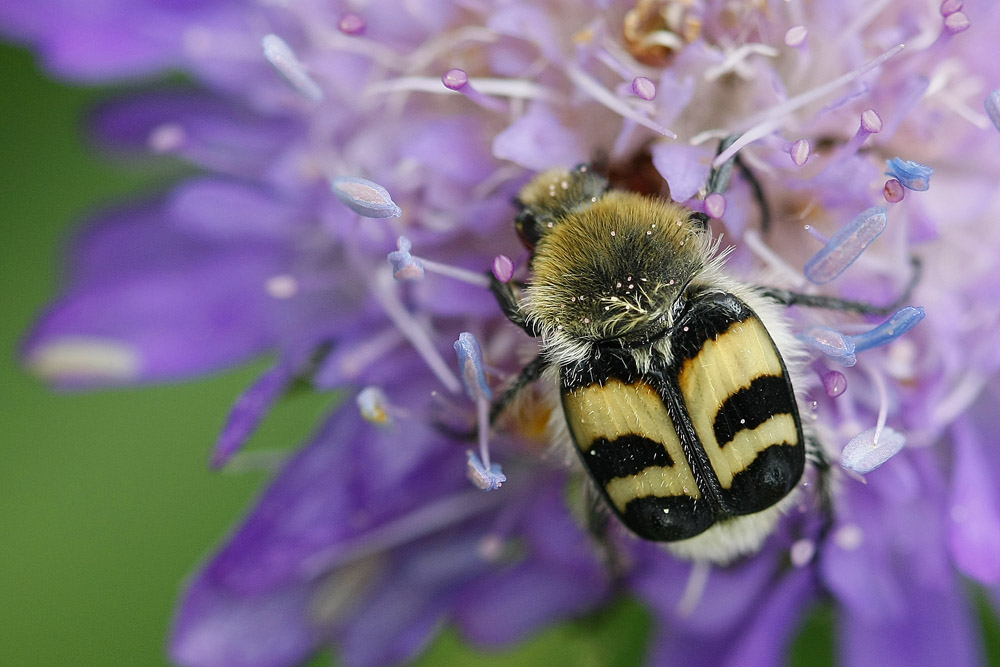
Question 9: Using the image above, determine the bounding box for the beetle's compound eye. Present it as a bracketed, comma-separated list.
[515, 207, 542, 250]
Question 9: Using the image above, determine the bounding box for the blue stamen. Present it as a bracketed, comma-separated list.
[850, 306, 925, 352]
[331, 176, 402, 218]
[466, 451, 506, 491]
[387, 236, 424, 281]
[800, 326, 857, 366]
[453, 332, 492, 402]
[804, 206, 888, 284]
[841, 426, 905, 474]
[885, 158, 934, 191]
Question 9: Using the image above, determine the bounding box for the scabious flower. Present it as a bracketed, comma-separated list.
[6, 0, 1000, 665]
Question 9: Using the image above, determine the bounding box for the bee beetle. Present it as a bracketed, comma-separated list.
[490, 143, 826, 564]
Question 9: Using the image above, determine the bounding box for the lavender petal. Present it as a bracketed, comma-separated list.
[22, 204, 291, 386]
[948, 419, 1000, 584]
[210, 361, 295, 469]
[492, 106, 586, 170]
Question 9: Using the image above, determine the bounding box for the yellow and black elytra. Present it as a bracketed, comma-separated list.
[560, 289, 804, 543]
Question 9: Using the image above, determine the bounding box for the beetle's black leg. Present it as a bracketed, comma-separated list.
[761, 256, 922, 316]
[489, 353, 548, 426]
[489, 273, 541, 337]
[806, 437, 835, 530]
[735, 153, 772, 233]
[583, 481, 628, 580]
[705, 133, 740, 195]
[802, 436, 837, 577]
[692, 134, 771, 232]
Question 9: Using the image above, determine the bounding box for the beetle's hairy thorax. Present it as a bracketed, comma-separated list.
[523, 192, 703, 364]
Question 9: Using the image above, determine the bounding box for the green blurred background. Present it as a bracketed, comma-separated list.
[1, 38, 996, 667]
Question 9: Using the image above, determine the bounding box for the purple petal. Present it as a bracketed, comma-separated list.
[839, 568, 984, 667]
[171, 572, 317, 667]
[518, 481, 608, 569]
[456, 560, 601, 645]
[646, 568, 816, 667]
[456, 479, 609, 644]
[646, 619, 727, 667]
[335, 532, 491, 667]
[651, 143, 711, 202]
[0, 0, 189, 80]
[492, 106, 586, 170]
[310, 320, 405, 389]
[948, 419, 1000, 584]
[486, 4, 562, 62]
[337, 589, 447, 667]
[720, 567, 816, 667]
[630, 532, 786, 637]
[198, 406, 459, 595]
[60, 201, 202, 287]
[211, 361, 295, 469]
[822, 523, 902, 621]
[821, 479, 927, 622]
[23, 202, 291, 386]
[91, 91, 302, 178]
[168, 177, 306, 241]
[174, 399, 495, 665]
[398, 116, 495, 188]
